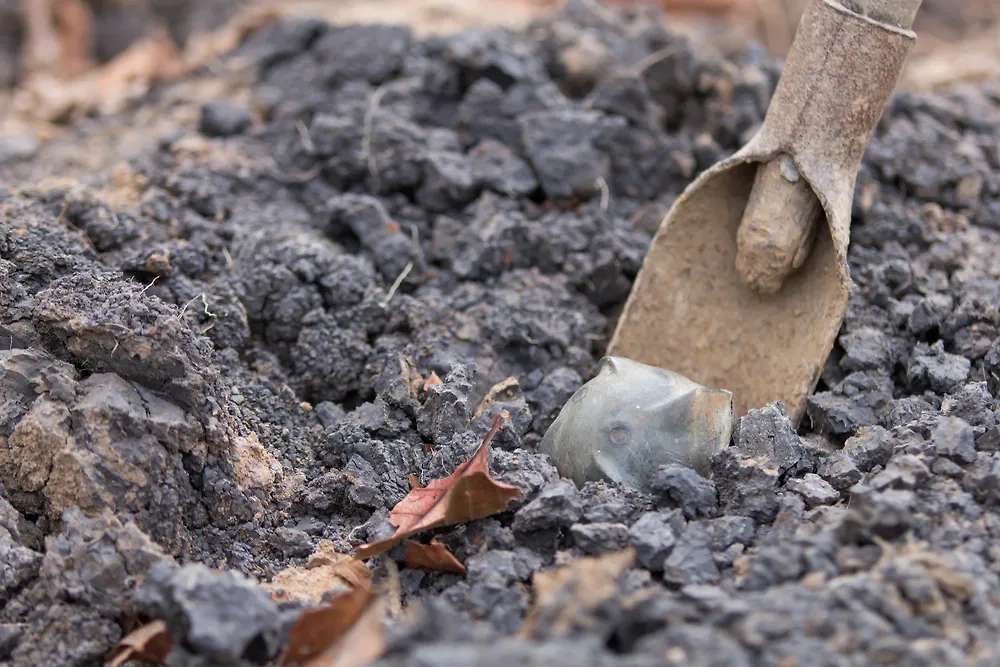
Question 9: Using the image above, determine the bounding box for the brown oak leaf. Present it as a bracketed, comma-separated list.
[280, 586, 377, 667]
[354, 412, 520, 559]
[405, 539, 468, 575]
[107, 620, 173, 667]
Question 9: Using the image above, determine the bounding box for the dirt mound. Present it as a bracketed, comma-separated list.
[1, 1, 1000, 665]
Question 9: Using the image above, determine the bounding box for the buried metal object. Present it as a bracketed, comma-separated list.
[539, 356, 733, 493]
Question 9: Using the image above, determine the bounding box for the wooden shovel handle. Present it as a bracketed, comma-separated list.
[734, 0, 923, 295]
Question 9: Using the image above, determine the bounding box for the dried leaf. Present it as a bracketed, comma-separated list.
[266, 541, 372, 603]
[303, 594, 388, 667]
[404, 539, 467, 575]
[472, 377, 521, 420]
[519, 549, 636, 639]
[354, 412, 520, 559]
[422, 371, 442, 391]
[107, 620, 173, 667]
[280, 586, 374, 667]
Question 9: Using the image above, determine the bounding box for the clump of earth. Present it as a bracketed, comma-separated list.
[2, 1, 1000, 665]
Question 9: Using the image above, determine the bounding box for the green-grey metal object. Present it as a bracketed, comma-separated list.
[539, 357, 733, 492]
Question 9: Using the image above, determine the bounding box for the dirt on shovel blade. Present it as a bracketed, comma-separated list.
[1, 1, 1000, 665]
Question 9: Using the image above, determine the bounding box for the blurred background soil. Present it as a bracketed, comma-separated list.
[1, 0, 998, 169]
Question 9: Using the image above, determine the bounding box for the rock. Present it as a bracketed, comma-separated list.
[785, 474, 840, 508]
[0, 135, 39, 164]
[650, 465, 718, 520]
[869, 454, 930, 490]
[466, 549, 542, 586]
[732, 403, 805, 475]
[842, 426, 895, 472]
[628, 511, 683, 571]
[907, 294, 952, 335]
[40, 507, 169, 616]
[470, 139, 539, 196]
[696, 516, 756, 552]
[314, 24, 412, 85]
[933, 416, 978, 464]
[978, 426, 1000, 453]
[838, 327, 893, 372]
[0, 624, 23, 660]
[941, 382, 996, 435]
[0, 536, 42, 604]
[519, 109, 608, 200]
[962, 451, 1000, 506]
[136, 563, 283, 665]
[907, 342, 971, 394]
[0, 497, 41, 550]
[325, 194, 419, 281]
[416, 364, 476, 444]
[570, 522, 630, 555]
[0, 362, 220, 548]
[512, 480, 583, 533]
[712, 449, 780, 525]
[841, 486, 917, 541]
[417, 151, 482, 212]
[817, 451, 863, 492]
[662, 523, 720, 586]
[199, 101, 253, 137]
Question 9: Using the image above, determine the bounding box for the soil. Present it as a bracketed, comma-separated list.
[2, 1, 1000, 666]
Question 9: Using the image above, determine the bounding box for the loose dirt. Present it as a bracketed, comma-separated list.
[1, 1, 1000, 666]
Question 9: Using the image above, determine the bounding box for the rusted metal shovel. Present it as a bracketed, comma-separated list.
[607, 0, 922, 426]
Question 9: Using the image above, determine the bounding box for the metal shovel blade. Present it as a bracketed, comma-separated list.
[607, 0, 919, 425]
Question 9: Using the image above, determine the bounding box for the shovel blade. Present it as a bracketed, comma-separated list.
[606, 161, 849, 426]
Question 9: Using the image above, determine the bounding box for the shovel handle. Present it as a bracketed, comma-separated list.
[734, 0, 922, 295]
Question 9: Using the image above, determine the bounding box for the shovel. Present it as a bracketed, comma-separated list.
[606, 0, 922, 426]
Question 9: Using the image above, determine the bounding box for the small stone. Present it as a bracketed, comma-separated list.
[315, 401, 345, 429]
[869, 454, 930, 490]
[941, 382, 996, 434]
[199, 100, 253, 138]
[838, 327, 893, 372]
[785, 474, 840, 508]
[417, 151, 482, 212]
[964, 457, 1000, 506]
[817, 451, 863, 492]
[662, 523, 720, 586]
[650, 465, 718, 520]
[466, 548, 542, 586]
[907, 343, 971, 394]
[135, 562, 283, 664]
[0, 536, 42, 604]
[841, 486, 916, 541]
[628, 511, 683, 571]
[805, 392, 878, 436]
[512, 479, 583, 533]
[933, 416, 978, 464]
[0, 624, 23, 660]
[519, 109, 608, 200]
[469, 139, 539, 197]
[907, 294, 952, 335]
[978, 426, 1000, 452]
[696, 516, 756, 552]
[930, 457, 964, 478]
[712, 450, 780, 525]
[416, 364, 475, 444]
[732, 403, 805, 474]
[842, 426, 895, 472]
[569, 522, 630, 555]
[0, 135, 39, 164]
